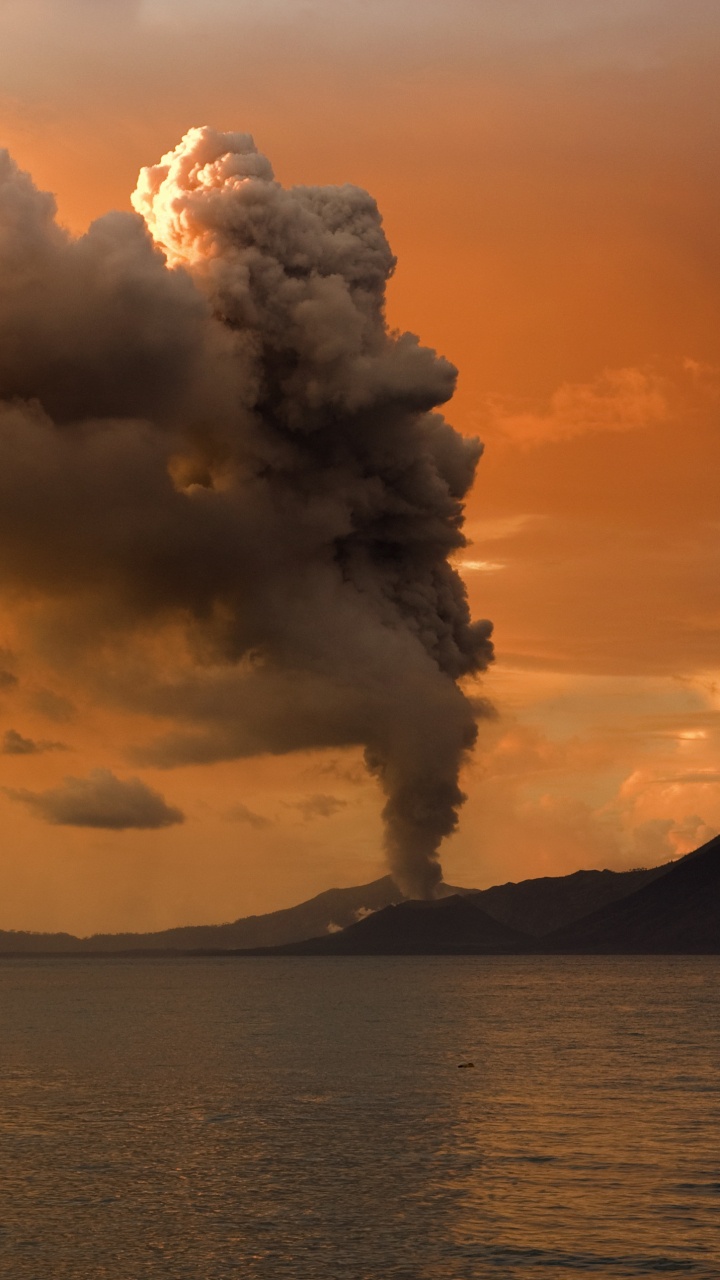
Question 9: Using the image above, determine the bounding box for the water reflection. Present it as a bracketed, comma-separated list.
[0, 956, 717, 1278]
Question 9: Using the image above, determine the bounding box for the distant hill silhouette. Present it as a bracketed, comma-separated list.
[0, 877, 412, 954]
[0, 846, 709, 955]
[543, 834, 720, 953]
[272, 895, 532, 955]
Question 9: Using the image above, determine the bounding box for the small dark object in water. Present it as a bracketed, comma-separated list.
[457, 1061, 475, 1069]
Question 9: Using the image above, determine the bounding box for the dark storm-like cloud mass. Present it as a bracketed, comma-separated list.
[0, 128, 492, 894]
[4, 768, 184, 828]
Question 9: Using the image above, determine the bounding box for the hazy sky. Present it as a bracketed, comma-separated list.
[0, 0, 718, 933]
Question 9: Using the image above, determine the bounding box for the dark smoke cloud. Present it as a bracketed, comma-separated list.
[2, 728, 67, 754]
[4, 768, 184, 829]
[0, 127, 492, 895]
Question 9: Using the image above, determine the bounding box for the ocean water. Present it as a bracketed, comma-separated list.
[0, 956, 718, 1279]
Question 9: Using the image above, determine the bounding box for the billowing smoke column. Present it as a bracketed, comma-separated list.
[0, 127, 492, 897]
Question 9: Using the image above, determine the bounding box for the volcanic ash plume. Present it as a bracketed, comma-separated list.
[0, 127, 493, 897]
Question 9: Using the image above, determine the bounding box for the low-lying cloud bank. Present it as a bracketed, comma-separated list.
[2, 728, 66, 755]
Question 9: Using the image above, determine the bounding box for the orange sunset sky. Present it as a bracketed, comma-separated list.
[0, 0, 718, 935]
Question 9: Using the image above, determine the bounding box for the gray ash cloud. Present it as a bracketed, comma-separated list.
[0, 127, 492, 895]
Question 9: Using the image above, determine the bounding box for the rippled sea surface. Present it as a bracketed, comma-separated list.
[0, 956, 718, 1278]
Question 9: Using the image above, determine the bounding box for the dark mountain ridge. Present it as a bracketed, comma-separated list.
[543, 833, 720, 953]
[270, 895, 532, 956]
[0, 848, 703, 955]
[470, 864, 667, 936]
[0, 877, 410, 954]
[248, 840, 719, 956]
